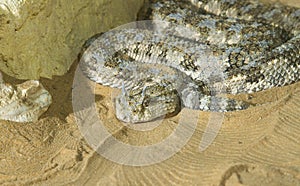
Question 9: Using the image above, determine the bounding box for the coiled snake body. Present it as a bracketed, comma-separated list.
[80, 0, 300, 123]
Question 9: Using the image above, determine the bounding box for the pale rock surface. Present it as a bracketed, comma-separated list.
[0, 72, 51, 122]
[0, 0, 144, 79]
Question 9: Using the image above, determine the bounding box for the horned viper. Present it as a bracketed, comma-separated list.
[79, 0, 300, 123]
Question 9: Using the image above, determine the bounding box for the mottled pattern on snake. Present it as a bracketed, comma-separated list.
[80, 0, 300, 123]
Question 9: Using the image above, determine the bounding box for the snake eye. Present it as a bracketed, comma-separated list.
[142, 99, 150, 107]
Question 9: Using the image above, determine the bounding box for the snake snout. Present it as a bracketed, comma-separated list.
[115, 81, 181, 123]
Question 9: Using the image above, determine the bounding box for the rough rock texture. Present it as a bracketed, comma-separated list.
[0, 0, 144, 79]
[0, 75, 52, 123]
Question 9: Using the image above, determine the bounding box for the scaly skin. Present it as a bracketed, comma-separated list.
[80, 0, 300, 123]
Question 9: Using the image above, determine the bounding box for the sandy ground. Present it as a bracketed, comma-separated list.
[1, 0, 300, 185]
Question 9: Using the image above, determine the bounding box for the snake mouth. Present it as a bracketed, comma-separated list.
[114, 80, 181, 123]
[115, 96, 181, 123]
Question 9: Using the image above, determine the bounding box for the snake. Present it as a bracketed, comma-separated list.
[79, 0, 300, 123]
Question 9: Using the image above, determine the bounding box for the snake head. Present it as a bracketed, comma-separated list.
[115, 80, 181, 123]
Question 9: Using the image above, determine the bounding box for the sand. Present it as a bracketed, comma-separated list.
[1, 0, 300, 185]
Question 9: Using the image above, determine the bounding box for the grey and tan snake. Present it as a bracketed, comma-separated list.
[79, 0, 300, 123]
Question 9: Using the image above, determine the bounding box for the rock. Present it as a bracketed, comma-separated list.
[0, 0, 144, 79]
[0, 72, 52, 122]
